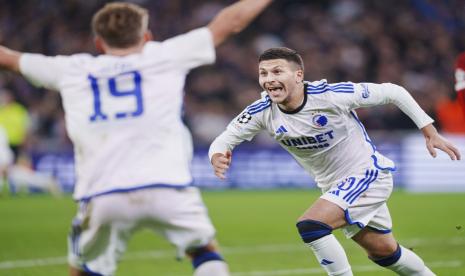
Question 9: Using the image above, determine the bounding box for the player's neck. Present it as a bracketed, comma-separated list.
[278, 83, 305, 112]
[104, 43, 145, 56]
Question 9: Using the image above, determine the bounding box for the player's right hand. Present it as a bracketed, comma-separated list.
[211, 151, 232, 180]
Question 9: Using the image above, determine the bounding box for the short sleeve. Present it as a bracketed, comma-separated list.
[156, 27, 215, 70]
[19, 53, 72, 91]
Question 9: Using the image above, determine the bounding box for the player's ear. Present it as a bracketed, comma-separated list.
[295, 69, 304, 83]
[143, 30, 153, 42]
[94, 36, 105, 54]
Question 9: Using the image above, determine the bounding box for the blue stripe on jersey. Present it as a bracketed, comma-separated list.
[349, 111, 396, 171]
[247, 96, 271, 114]
[249, 103, 271, 114]
[306, 82, 354, 94]
[247, 99, 271, 113]
[350, 111, 376, 152]
[78, 182, 193, 202]
[247, 95, 270, 110]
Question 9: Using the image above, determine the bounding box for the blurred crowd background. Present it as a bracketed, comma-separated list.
[0, 0, 465, 156]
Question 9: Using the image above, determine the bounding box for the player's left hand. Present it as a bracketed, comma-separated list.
[422, 124, 461, 160]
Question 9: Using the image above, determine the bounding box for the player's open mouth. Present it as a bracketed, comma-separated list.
[267, 87, 284, 94]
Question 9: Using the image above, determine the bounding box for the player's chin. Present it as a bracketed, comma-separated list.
[269, 95, 285, 104]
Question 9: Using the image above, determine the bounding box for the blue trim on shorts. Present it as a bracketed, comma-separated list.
[78, 182, 193, 202]
[366, 226, 392, 234]
[345, 210, 392, 234]
[344, 209, 365, 229]
[82, 264, 104, 276]
[192, 251, 224, 269]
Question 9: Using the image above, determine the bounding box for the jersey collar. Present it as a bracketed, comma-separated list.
[278, 83, 308, 114]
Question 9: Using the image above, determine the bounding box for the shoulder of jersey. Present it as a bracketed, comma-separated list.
[245, 91, 271, 115]
[305, 79, 355, 95]
[69, 53, 94, 62]
[142, 41, 162, 53]
[45, 53, 94, 73]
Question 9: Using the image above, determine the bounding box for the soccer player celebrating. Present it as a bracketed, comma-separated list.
[0, 1, 272, 275]
[209, 47, 461, 276]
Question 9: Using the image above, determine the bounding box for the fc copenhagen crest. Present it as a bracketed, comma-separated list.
[312, 114, 328, 128]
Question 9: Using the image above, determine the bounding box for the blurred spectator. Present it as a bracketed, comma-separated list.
[0, 88, 29, 157]
[0, 126, 13, 195]
[0, 0, 464, 147]
[454, 51, 465, 119]
[0, 124, 60, 197]
[435, 96, 465, 133]
[0, 89, 61, 196]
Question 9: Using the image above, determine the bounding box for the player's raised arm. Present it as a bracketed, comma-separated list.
[207, 0, 273, 47]
[0, 46, 21, 73]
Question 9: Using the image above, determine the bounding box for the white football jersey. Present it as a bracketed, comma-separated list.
[209, 80, 433, 188]
[19, 27, 215, 200]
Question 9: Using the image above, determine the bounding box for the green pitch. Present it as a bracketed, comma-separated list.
[1, 190, 464, 276]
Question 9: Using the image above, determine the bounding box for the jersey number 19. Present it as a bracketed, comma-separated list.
[88, 70, 144, 122]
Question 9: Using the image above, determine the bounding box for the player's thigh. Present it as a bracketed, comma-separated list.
[320, 168, 393, 234]
[150, 187, 216, 256]
[298, 198, 347, 229]
[352, 227, 398, 258]
[68, 196, 138, 274]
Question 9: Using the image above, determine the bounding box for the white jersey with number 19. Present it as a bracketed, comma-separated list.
[19, 27, 215, 200]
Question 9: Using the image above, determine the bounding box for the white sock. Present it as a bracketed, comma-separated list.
[307, 234, 353, 276]
[194, 260, 230, 276]
[386, 246, 435, 276]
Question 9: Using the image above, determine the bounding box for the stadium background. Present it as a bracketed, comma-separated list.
[1, 0, 465, 191]
[1, 0, 465, 275]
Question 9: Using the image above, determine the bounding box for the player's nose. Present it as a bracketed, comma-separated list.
[261, 74, 276, 84]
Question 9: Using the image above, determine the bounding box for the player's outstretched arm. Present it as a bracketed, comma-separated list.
[207, 0, 273, 47]
[0, 46, 21, 73]
[211, 151, 232, 180]
[422, 124, 461, 160]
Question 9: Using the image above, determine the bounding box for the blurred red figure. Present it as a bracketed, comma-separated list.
[454, 52, 465, 118]
[436, 52, 465, 133]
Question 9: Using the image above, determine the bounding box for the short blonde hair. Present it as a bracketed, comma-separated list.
[92, 2, 149, 48]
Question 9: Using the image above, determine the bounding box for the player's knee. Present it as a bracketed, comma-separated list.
[370, 244, 401, 267]
[187, 246, 225, 269]
[296, 219, 333, 243]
